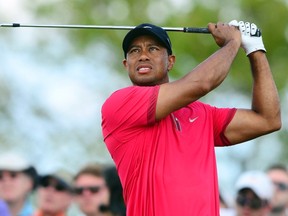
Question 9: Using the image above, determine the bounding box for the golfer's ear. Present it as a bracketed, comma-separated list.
[123, 59, 127, 68]
[168, 55, 176, 71]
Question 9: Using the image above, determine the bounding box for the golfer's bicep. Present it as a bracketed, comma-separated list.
[155, 83, 191, 121]
[224, 109, 269, 144]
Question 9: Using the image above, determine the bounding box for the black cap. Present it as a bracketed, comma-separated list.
[122, 23, 172, 57]
[24, 167, 39, 190]
[39, 171, 73, 192]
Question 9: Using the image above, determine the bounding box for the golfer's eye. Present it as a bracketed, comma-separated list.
[129, 48, 140, 54]
[149, 46, 159, 52]
[149, 46, 160, 52]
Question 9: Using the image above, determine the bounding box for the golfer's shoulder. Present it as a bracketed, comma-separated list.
[103, 86, 137, 104]
[103, 85, 159, 107]
[107, 86, 139, 99]
[110, 85, 158, 98]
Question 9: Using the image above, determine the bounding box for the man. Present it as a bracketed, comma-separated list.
[73, 164, 111, 216]
[266, 164, 288, 216]
[235, 170, 273, 216]
[0, 152, 38, 216]
[101, 20, 281, 215]
[33, 171, 73, 216]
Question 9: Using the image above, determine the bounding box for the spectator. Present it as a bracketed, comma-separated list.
[33, 170, 73, 216]
[266, 164, 288, 216]
[0, 152, 38, 216]
[73, 164, 110, 216]
[235, 170, 273, 216]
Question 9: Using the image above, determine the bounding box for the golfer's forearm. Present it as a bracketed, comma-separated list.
[249, 52, 281, 130]
[184, 39, 239, 95]
[167, 40, 239, 106]
[156, 40, 240, 120]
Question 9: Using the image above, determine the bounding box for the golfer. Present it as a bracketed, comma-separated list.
[101, 20, 281, 215]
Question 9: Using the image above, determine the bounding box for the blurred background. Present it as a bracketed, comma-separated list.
[0, 0, 287, 203]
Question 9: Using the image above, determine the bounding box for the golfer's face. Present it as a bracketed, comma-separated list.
[123, 35, 175, 86]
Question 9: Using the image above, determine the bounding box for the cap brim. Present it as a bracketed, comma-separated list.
[40, 175, 72, 190]
[0, 153, 31, 171]
[0, 165, 29, 171]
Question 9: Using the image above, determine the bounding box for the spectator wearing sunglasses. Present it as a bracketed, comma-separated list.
[33, 170, 73, 216]
[266, 164, 288, 216]
[235, 170, 274, 216]
[0, 152, 38, 216]
[73, 164, 111, 216]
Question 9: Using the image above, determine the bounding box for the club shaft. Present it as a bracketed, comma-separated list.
[0, 23, 210, 34]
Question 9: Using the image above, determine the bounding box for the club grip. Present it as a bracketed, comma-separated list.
[183, 27, 262, 36]
[183, 27, 210, 34]
[12, 23, 21, 27]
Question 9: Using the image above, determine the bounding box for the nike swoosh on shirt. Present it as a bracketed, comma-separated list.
[189, 117, 198, 123]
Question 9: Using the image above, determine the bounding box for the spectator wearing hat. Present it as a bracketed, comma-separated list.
[0, 152, 38, 216]
[235, 170, 274, 216]
[32, 170, 73, 216]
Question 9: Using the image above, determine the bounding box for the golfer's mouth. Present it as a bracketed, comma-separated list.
[137, 65, 152, 74]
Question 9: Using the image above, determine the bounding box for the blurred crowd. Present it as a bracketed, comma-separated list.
[220, 164, 288, 216]
[1, 151, 288, 216]
[0, 152, 125, 216]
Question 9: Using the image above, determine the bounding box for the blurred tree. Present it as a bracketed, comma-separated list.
[23, 0, 288, 92]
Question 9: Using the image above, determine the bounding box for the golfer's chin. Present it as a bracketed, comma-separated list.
[130, 74, 168, 86]
[131, 77, 157, 86]
[132, 81, 156, 86]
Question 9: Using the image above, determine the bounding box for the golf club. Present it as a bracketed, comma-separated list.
[0, 23, 210, 34]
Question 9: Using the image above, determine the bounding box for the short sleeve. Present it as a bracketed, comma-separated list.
[212, 106, 237, 146]
[101, 86, 160, 140]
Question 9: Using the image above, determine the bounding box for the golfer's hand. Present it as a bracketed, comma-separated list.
[208, 22, 241, 48]
[229, 20, 266, 56]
